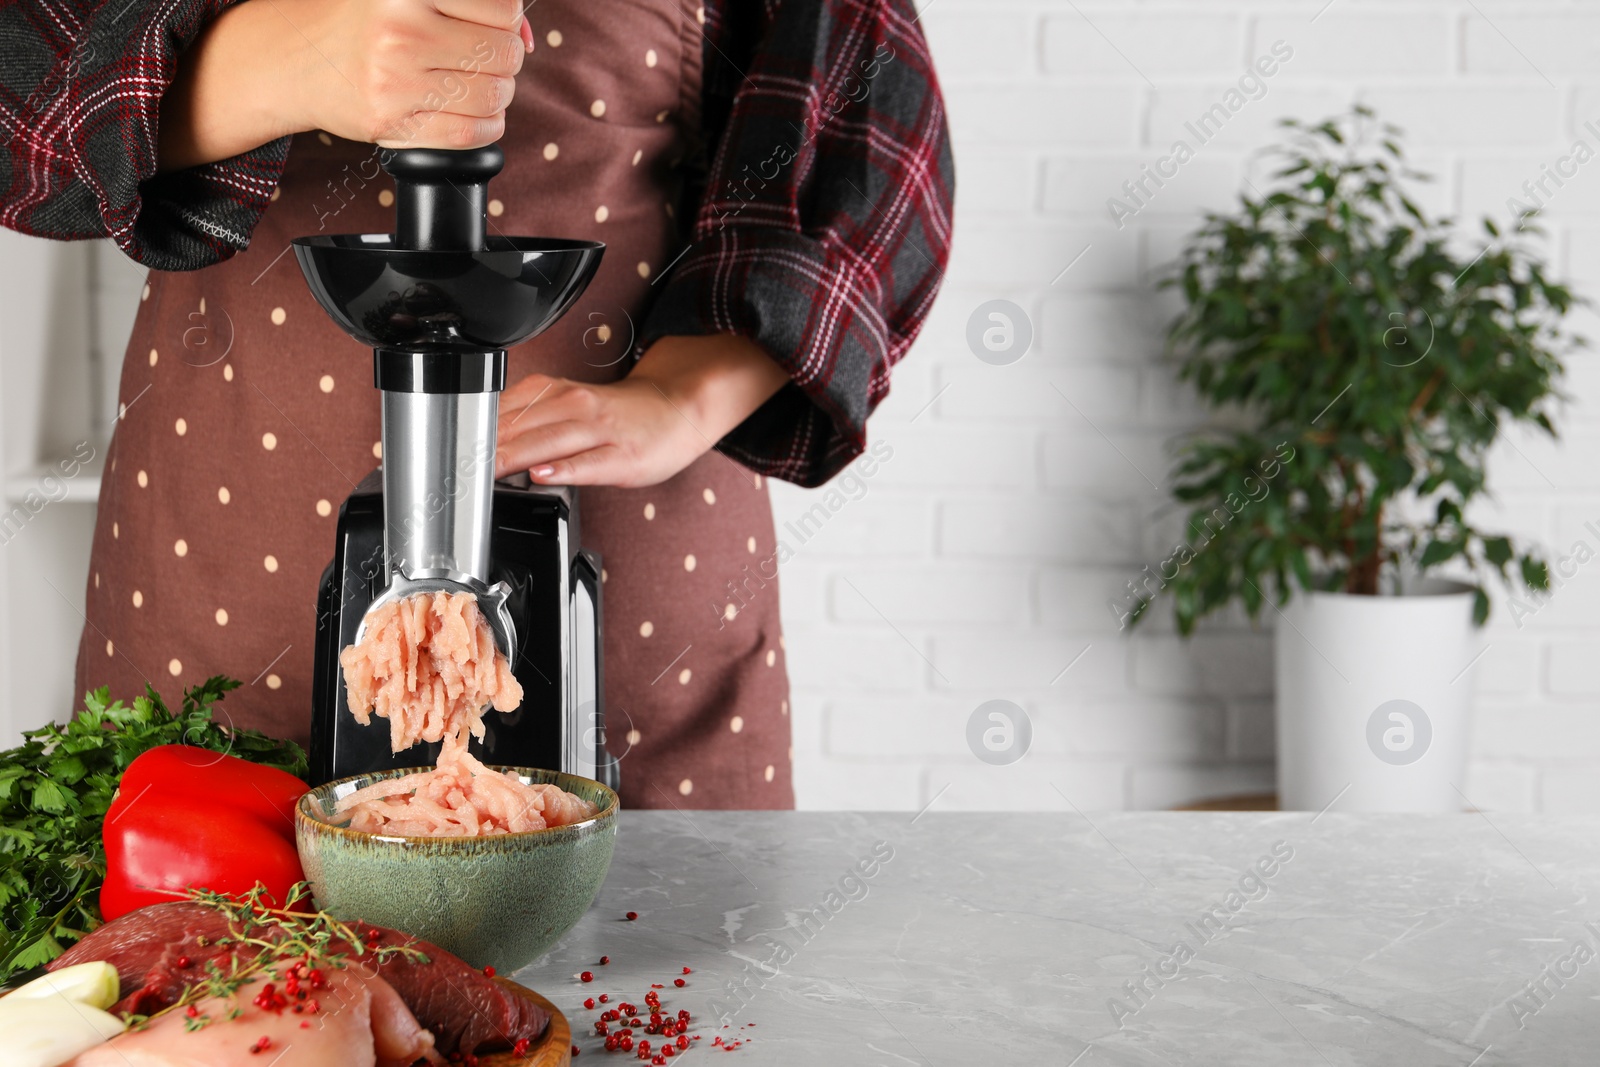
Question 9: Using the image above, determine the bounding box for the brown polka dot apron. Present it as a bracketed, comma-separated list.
[74, 0, 795, 810]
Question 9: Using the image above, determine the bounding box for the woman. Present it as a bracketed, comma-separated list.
[0, 0, 952, 809]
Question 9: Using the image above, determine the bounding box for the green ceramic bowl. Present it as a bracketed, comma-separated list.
[295, 766, 617, 974]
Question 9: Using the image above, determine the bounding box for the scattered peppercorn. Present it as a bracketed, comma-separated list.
[573, 980, 710, 1058]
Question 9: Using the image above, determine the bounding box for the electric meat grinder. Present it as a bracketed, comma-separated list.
[291, 145, 614, 789]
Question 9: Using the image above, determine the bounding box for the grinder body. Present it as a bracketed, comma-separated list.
[293, 145, 613, 788]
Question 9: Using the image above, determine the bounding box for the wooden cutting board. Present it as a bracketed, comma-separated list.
[486, 977, 570, 1067]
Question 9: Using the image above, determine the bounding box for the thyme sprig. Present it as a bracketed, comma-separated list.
[124, 881, 428, 1032]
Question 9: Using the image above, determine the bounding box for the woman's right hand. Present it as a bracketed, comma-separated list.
[282, 0, 532, 149]
[157, 0, 533, 173]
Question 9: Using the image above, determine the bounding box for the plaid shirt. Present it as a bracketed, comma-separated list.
[0, 0, 953, 487]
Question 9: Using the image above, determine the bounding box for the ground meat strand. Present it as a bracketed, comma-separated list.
[335, 591, 595, 836]
[339, 591, 524, 752]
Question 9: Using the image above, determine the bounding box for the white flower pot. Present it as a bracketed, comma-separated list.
[1274, 578, 1480, 812]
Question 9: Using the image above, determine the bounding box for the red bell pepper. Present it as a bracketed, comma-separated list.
[100, 745, 309, 921]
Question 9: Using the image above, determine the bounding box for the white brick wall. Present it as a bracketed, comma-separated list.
[775, 0, 1600, 813]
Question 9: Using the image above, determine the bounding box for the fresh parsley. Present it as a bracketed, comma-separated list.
[0, 677, 307, 984]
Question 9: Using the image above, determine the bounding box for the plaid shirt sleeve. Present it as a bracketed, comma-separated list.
[0, 0, 288, 270]
[638, 0, 955, 488]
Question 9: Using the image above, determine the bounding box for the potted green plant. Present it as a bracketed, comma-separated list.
[1133, 106, 1582, 812]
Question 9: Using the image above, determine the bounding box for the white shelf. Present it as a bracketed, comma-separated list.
[4, 451, 104, 505]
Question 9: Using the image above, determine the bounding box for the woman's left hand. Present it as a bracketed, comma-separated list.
[494, 334, 789, 488]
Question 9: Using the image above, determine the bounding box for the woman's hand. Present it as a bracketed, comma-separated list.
[288, 0, 532, 148]
[158, 0, 533, 173]
[494, 335, 790, 488]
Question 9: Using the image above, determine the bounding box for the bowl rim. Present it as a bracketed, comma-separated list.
[296, 764, 619, 844]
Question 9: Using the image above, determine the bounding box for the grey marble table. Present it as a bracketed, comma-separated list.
[510, 811, 1600, 1066]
